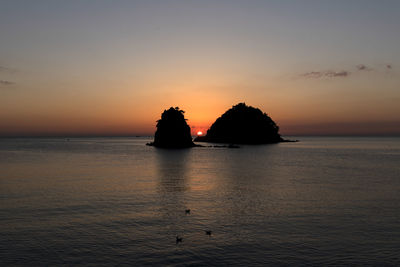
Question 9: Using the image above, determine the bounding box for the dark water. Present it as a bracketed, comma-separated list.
[1, 137, 400, 266]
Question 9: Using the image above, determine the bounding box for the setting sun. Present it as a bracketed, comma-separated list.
[197, 131, 203, 136]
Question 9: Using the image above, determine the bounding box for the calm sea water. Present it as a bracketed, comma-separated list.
[1, 137, 400, 266]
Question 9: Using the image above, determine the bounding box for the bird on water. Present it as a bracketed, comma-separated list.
[176, 236, 183, 243]
[185, 209, 191, 214]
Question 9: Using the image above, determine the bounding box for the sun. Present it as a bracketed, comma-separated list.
[197, 131, 203, 136]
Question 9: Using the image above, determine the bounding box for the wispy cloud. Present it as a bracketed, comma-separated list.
[301, 70, 350, 79]
[0, 66, 17, 73]
[325, 71, 350, 77]
[301, 63, 394, 79]
[0, 80, 15, 86]
[0, 65, 17, 87]
[356, 64, 372, 71]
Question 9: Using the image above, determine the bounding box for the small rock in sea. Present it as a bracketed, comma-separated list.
[147, 107, 195, 148]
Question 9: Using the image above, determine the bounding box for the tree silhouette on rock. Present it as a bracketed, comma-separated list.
[148, 107, 195, 148]
[195, 103, 284, 144]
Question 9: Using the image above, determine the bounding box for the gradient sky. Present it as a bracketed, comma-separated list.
[1, 0, 399, 136]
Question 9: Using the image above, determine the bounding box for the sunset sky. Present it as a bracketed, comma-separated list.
[1, 0, 399, 136]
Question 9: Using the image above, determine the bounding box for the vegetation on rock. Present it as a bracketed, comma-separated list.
[148, 107, 195, 148]
[195, 103, 284, 144]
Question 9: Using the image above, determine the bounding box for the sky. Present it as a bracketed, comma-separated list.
[1, 0, 399, 136]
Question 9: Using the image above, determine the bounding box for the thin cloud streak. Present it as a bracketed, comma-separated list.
[301, 70, 350, 79]
[301, 63, 393, 79]
[0, 80, 15, 86]
[0, 66, 17, 73]
[325, 71, 350, 77]
[356, 64, 372, 71]
[1, 66, 17, 87]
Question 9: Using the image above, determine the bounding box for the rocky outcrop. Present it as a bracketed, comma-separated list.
[194, 103, 284, 144]
[148, 107, 195, 148]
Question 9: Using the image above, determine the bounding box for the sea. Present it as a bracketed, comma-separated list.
[1, 136, 399, 266]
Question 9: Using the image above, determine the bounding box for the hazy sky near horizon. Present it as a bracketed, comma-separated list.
[1, 0, 399, 136]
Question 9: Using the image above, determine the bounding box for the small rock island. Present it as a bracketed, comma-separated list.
[195, 103, 286, 144]
[147, 107, 195, 148]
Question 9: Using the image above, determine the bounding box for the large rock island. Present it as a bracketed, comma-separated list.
[195, 103, 285, 144]
[147, 107, 195, 148]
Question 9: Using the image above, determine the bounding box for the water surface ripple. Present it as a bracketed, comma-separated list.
[1, 137, 399, 265]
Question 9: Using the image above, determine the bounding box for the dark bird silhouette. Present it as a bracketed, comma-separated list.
[176, 236, 183, 244]
[185, 209, 190, 214]
[205, 230, 212, 236]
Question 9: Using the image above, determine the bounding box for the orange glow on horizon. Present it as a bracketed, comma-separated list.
[1, 74, 400, 136]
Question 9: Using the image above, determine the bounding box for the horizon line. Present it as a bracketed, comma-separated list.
[1, 133, 400, 138]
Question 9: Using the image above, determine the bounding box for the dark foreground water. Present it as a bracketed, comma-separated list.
[1, 137, 400, 266]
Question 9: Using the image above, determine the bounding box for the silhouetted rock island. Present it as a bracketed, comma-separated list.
[147, 107, 196, 148]
[195, 103, 288, 144]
